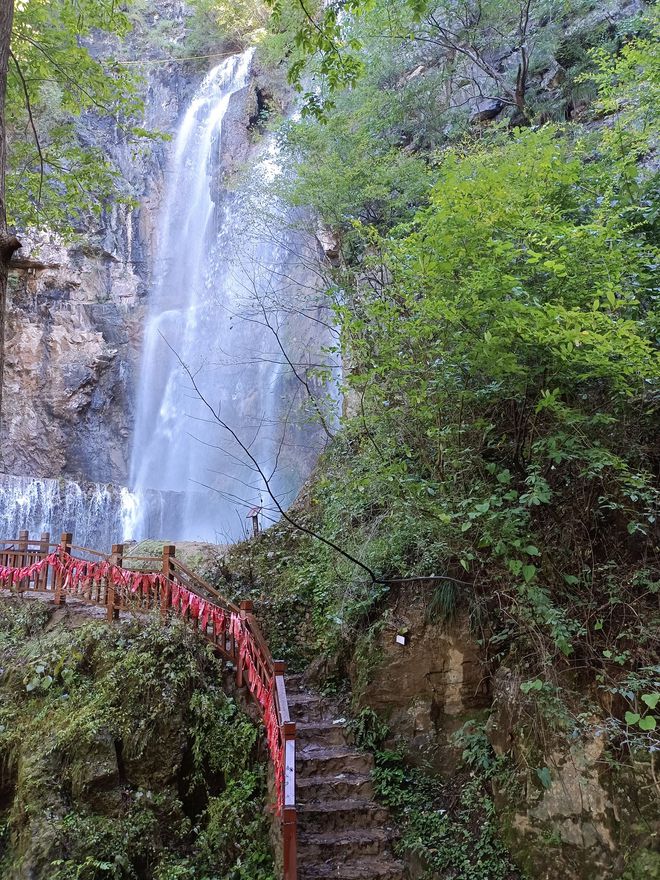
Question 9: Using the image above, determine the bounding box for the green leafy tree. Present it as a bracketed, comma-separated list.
[264, 0, 591, 118]
[8, 0, 145, 229]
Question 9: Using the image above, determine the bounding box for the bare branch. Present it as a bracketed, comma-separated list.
[9, 49, 44, 207]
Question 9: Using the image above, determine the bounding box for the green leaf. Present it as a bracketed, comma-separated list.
[524, 545, 540, 556]
[536, 767, 552, 789]
[641, 694, 660, 710]
[638, 715, 657, 731]
[522, 564, 537, 583]
[624, 711, 640, 725]
[521, 679, 543, 694]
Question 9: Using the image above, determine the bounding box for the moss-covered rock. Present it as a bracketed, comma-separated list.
[0, 599, 274, 880]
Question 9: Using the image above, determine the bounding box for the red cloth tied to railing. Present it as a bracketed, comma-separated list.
[212, 607, 226, 636]
[0, 551, 61, 585]
[265, 686, 285, 810]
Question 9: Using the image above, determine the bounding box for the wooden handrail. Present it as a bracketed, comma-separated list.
[69, 544, 110, 560]
[0, 530, 297, 880]
[120, 555, 163, 563]
[0, 539, 59, 549]
[170, 557, 239, 611]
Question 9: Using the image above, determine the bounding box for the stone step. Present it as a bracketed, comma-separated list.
[297, 720, 349, 747]
[298, 799, 389, 833]
[287, 692, 329, 723]
[298, 828, 395, 864]
[297, 772, 375, 803]
[297, 745, 374, 778]
[299, 858, 406, 880]
[284, 673, 307, 694]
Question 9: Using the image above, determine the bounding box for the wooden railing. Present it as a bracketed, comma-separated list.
[0, 529, 297, 880]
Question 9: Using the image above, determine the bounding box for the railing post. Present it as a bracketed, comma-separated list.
[108, 543, 123, 621]
[18, 529, 28, 592]
[38, 531, 49, 591]
[54, 532, 72, 606]
[236, 600, 254, 688]
[161, 544, 175, 622]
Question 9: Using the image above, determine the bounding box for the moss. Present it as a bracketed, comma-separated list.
[0, 600, 274, 880]
[621, 850, 660, 880]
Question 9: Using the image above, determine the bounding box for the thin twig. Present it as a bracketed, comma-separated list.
[9, 49, 44, 207]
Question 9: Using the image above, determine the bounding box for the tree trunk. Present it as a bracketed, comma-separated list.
[0, 0, 20, 461]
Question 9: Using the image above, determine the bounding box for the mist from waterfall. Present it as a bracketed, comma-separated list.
[125, 50, 332, 544]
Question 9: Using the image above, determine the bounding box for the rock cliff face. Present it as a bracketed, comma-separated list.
[1, 2, 192, 483]
[354, 602, 657, 880]
[4, 235, 142, 482]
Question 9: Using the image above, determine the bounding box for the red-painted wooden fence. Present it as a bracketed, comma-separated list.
[0, 530, 297, 880]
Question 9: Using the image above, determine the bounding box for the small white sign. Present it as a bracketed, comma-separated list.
[396, 634, 407, 646]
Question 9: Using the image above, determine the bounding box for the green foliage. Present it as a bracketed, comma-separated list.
[600, 665, 660, 753]
[347, 706, 390, 750]
[586, 7, 660, 132]
[229, 12, 660, 765]
[8, 0, 152, 230]
[0, 604, 274, 880]
[372, 749, 517, 879]
[320, 120, 659, 672]
[262, 0, 604, 118]
[183, 0, 269, 57]
[0, 600, 49, 647]
[451, 719, 498, 775]
[621, 849, 660, 880]
[279, 107, 432, 235]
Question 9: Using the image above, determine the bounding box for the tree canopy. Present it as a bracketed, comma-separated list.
[8, 0, 147, 230]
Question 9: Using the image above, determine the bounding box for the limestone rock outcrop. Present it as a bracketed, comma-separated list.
[3, 234, 143, 482]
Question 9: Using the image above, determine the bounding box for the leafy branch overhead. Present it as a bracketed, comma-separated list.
[8, 0, 153, 230]
[263, 0, 578, 118]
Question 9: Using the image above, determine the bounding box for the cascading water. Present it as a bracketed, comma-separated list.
[0, 475, 143, 549]
[125, 50, 332, 543]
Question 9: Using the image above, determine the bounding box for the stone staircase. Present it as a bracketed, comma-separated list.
[287, 675, 406, 880]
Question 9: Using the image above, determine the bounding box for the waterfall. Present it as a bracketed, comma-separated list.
[0, 475, 183, 549]
[0, 475, 133, 549]
[126, 50, 331, 543]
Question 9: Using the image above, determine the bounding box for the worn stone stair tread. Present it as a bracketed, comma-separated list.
[293, 682, 401, 878]
[296, 772, 375, 803]
[299, 744, 363, 758]
[297, 745, 375, 778]
[299, 858, 406, 880]
[288, 691, 325, 704]
[299, 798, 383, 814]
[297, 720, 348, 733]
[297, 771, 373, 790]
[285, 673, 306, 686]
[299, 828, 394, 846]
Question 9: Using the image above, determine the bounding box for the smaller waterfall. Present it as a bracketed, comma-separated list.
[0, 475, 175, 550]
